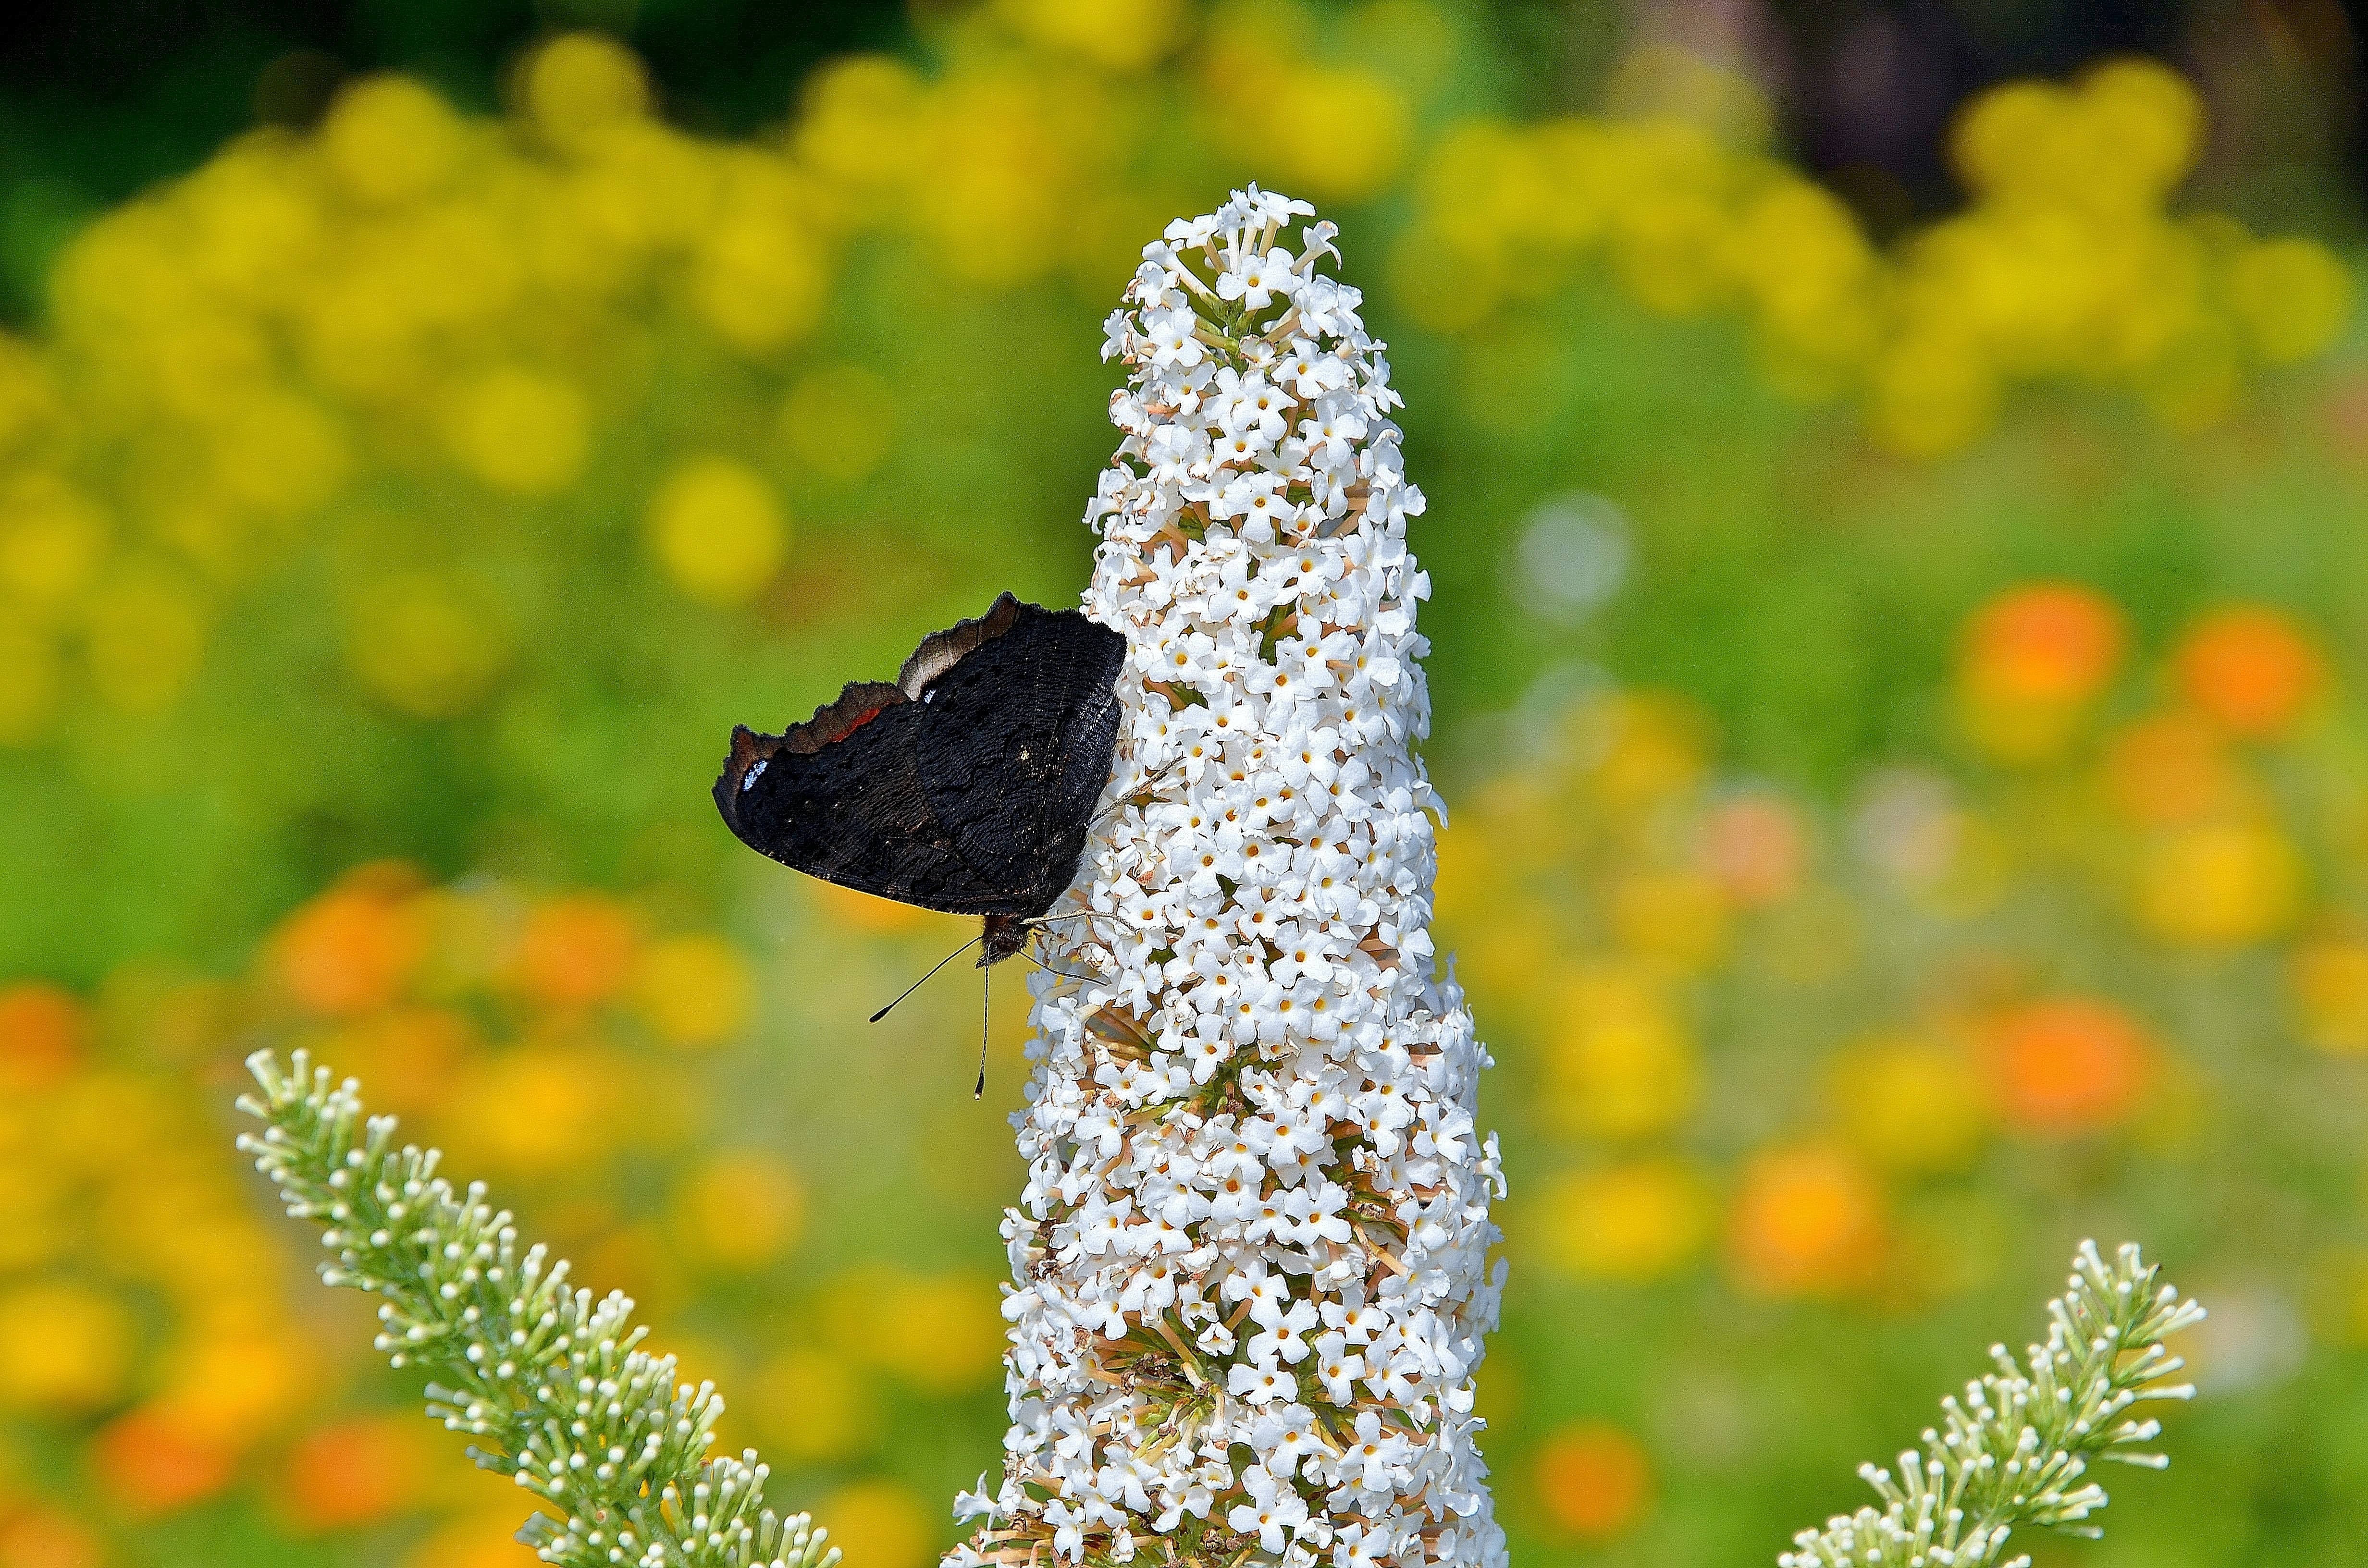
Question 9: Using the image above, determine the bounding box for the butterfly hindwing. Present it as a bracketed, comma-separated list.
[912, 602, 1127, 912]
[714, 595, 1125, 918]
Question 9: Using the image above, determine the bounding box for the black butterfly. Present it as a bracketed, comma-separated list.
[714, 593, 1126, 1000]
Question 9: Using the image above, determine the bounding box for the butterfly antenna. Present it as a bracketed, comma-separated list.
[869, 934, 982, 1024]
[976, 960, 990, 1099]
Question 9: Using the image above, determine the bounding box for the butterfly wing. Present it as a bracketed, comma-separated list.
[715, 678, 1022, 915]
[909, 602, 1127, 915]
[713, 595, 1124, 918]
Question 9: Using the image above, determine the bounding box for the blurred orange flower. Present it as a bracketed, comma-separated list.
[1982, 998, 2154, 1134]
[0, 983, 85, 1089]
[2174, 605, 2325, 739]
[1962, 582, 2125, 704]
[1697, 793, 1805, 907]
[278, 1414, 428, 1532]
[1533, 1421, 1652, 1539]
[270, 863, 429, 1016]
[1727, 1145, 1885, 1297]
[0, 1508, 104, 1568]
[324, 1005, 476, 1117]
[1956, 582, 2124, 761]
[92, 1408, 237, 1517]
[513, 895, 641, 1010]
[2102, 712, 2238, 825]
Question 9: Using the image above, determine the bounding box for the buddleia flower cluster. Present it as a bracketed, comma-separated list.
[1782, 1240, 2205, 1568]
[956, 188, 1506, 1568]
[234, 1050, 838, 1568]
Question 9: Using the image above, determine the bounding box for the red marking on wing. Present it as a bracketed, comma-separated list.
[836, 704, 885, 736]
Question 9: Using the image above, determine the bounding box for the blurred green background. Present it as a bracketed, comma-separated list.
[3, 0, 2367, 1565]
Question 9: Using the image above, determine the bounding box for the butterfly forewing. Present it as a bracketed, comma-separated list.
[914, 605, 1126, 912]
[715, 595, 1125, 920]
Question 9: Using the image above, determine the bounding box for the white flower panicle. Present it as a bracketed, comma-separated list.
[236, 1050, 839, 1568]
[955, 188, 1507, 1568]
[1782, 1240, 2205, 1568]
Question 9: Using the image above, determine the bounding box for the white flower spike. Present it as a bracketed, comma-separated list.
[960, 189, 1508, 1568]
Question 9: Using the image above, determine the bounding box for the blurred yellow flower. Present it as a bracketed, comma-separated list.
[2291, 935, 2368, 1055]
[84, 566, 207, 714]
[1534, 1159, 1713, 1283]
[0, 474, 109, 607]
[753, 1347, 878, 1463]
[1863, 327, 1998, 458]
[524, 34, 651, 147]
[403, 1509, 534, 1568]
[645, 456, 789, 607]
[995, 0, 1184, 72]
[320, 76, 466, 207]
[1611, 869, 1729, 972]
[150, 1328, 312, 1447]
[793, 57, 928, 201]
[1577, 691, 1707, 815]
[0, 1281, 134, 1414]
[817, 1478, 935, 1568]
[443, 366, 588, 495]
[2136, 821, 2300, 947]
[672, 1152, 806, 1273]
[441, 1041, 617, 1176]
[632, 932, 753, 1047]
[878, 1273, 1007, 1396]
[1826, 1033, 1988, 1175]
[344, 572, 511, 719]
[209, 392, 347, 521]
[2226, 238, 2353, 365]
[0, 615, 60, 745]
[690, 196, 827, 355]
[1545, 967, 1697, 1139]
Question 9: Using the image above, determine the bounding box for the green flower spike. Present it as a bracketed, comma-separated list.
[236, 1048, 839, 1568]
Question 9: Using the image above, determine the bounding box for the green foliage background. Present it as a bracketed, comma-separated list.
[0, 3, 2365, 1567]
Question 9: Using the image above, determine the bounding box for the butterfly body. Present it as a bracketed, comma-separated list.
[715, 593, 1126, 966]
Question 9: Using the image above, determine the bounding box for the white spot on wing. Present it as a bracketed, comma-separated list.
[740, 758, 767, 791]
